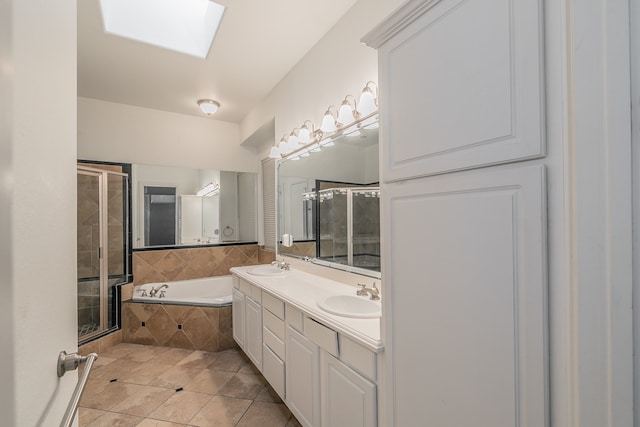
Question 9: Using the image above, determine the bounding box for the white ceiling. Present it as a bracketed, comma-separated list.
[78, 0, 359, 123]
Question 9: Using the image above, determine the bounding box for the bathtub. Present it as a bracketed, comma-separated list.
[132, 275, 233, 307]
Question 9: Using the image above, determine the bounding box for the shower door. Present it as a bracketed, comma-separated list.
[77, 166, 129, 342]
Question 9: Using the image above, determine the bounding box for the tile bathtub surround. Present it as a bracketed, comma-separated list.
[122, 302, 236, 352]
[78, 343, 302, 427]
[132, 244, 274, 286]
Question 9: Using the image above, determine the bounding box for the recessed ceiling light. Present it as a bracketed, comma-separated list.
[99, 0, 225, 59]
[198, 99, 220, 115]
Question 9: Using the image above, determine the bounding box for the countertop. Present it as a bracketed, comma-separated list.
[230, 265, 383, 353]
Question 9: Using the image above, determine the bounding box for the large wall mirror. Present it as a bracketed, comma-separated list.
[131, 164, 258, 248]
[278, 118, 380, 278]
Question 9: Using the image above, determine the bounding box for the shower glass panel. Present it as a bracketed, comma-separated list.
[77, 166, 129, 343]
[318, 187, 380, 271]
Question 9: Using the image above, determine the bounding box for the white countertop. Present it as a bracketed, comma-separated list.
[230, 265, 383, 353]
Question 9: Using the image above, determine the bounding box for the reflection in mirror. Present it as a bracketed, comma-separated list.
[278, 118, 380, 278]
[131, 164, 257, 248]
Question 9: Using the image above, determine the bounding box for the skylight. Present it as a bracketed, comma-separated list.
[99, 0, 225, 59]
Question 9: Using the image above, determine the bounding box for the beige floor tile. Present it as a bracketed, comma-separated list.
[254, 385, 283, 403]
[78, 407, 106, 425]
[208, 350, 248, 372]
[148, 365, 204, 389]
[148, 348, 194, 365]
[136, 419, 187, 427]
[91, 358, 143, 380]
[177, 350, 218, 369]
[82, 356, 117, 377]
[110, 385, 175, 417]
[236, 401, 291, 427]
[183, 369, 235, 394]
[119, 362, 175, 385]
[218, 373, 265, 400]
[189, 395, 252, 427]
[100, 343, 147, 359]
[285, 416, 303, 427]
[148, 391, 212, 424]
[80, 381, 145, 411]
[86, 411, 144, 427]
[238, 362, 261, 375]
[123, 345, 171, 363]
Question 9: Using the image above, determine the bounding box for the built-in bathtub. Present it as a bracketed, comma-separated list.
[123, 275, 236, 352]
[132, 275, 233, 307]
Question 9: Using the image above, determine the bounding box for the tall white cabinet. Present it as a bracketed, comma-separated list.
[363, 0, 549, 425]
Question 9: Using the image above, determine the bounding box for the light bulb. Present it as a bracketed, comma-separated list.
[320, 111, 337, 132]
[337, 102, 355, 125]
[298, 126, 311, 144]
[358, 87, 377, 116]
[269, 145, 280, 159]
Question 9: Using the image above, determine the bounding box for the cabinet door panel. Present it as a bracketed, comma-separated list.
[286, 325, 320, 427]
[382, 165, 547, 426]
[232, 288, 245, 348]
[263, 343, 286, 399]
[379, 0, 545, 181]
[245, 297, 263, 370]
[321, 352, 376, 427]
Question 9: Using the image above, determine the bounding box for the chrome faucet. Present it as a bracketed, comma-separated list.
[149, 284, 168, 297]
[356, 283, 380, 300]
[271, 259, 290, 270]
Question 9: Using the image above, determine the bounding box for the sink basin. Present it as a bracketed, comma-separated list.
[317, 295, 381, 319]
[247, 266, 286, 276]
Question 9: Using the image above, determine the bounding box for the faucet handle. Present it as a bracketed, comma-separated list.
[356, 284, 368, 296]
[159, 290, 166, 298]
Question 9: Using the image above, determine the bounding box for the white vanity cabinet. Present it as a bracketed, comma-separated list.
[231, 287, 245, 348]
[363, 0, 549, 425]
[321, 351, 376, 427]
[262, 292, 287, 399]
[286, 325, 321, 427]
[231, 270, 381, 427]
[232, 277, 262, 371]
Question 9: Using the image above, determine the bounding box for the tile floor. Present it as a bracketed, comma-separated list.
[78, 343, 302, 427]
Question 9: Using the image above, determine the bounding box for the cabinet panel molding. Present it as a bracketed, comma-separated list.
[382, 165, 548, 426]
[366, 0, 545, 182]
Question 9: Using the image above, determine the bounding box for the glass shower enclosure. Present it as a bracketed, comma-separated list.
[77, 165, 129, 343]
[318, 187, 381, 272]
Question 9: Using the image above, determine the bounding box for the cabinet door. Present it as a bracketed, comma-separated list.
[286, 325, 320, 427]
[232, 288, 245, 348]
[374, 0, 545, 182]
[263, 343, 286, 399]
[321, 351, 376, 427]
[382, 165, 547, 426]
[245, 296, 263, 371]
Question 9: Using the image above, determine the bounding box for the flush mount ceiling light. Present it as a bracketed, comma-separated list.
[197, 99, 220, 115]
[99, 0, 225, 58]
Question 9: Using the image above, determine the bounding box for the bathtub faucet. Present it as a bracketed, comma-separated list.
[149, 284, 169, 297]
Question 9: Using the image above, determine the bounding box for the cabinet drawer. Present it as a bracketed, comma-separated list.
[239, 278, 252, 295]
[263, 344, 285, 399]
[263, 309, 285, 340]
[250, 285, 262, 303]
[263, 326, 285, 360]
[263, 292, 284, 319]
[339, 335, 376, 381]
[286, 304, 304, 332]
[304, 317, 338, 357]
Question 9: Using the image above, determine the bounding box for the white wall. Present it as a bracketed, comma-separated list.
[240, 0, 405, 155]
[78, 97, 258, 172]
[2, 0, 79, 425]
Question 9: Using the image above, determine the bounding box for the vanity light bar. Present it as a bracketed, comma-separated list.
[270, 81, 379, 161]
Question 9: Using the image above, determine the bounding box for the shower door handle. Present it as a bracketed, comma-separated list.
[97, 246, 102, 259]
